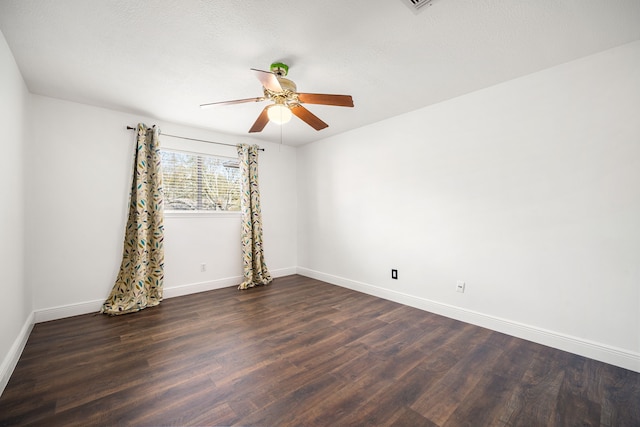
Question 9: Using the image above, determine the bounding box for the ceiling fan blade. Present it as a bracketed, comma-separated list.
[249, 106, 270, 133]
[200, 97, 265, 108]
[251, 68, 283, 92]
[297, 93, 354, 107]
[290, 105, 329, 131]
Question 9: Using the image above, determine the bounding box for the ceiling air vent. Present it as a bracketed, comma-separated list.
[401, 0, 435, 14]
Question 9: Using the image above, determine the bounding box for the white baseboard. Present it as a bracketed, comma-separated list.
[164, 267, 296, 298]
[0, 312, 34, 397]
[34, 299, 104, 323]
[163, 276, 242, 299]
[33, 266, 298, 322]
[296, 267, 640, 373]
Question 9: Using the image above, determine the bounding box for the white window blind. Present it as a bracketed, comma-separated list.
[160, 149, 241, 212]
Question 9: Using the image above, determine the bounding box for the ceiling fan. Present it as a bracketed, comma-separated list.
[200, 62, 354, 133]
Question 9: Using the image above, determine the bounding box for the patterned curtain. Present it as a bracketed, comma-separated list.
[101, 124, 165, 315]
[237, 144, 272, 290]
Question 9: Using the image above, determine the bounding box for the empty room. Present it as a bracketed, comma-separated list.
[1, 1, 639, 426]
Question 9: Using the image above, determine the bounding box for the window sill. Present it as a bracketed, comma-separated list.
[164, 210, 241, 218]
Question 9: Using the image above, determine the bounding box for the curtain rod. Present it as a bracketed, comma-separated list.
[126, 126, 264, 151]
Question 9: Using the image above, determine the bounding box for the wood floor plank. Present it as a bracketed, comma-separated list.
[389, 407, 439, 427]
[1, 274, 638, 427]
[410, 331, 507, 425]
[337, 358, 457, 426]
[599, 364, 640, 426]
[553, 354, 602, 426]
[495, 350, 570, 426]
[236, 373, 348, 426]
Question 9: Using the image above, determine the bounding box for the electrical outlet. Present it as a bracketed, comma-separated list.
[456, 281, 465, 293]
[391, 269, 398, 280]
[201, 263, 207, 272]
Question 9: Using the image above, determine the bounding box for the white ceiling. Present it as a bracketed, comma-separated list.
[1, 0, 639, 146]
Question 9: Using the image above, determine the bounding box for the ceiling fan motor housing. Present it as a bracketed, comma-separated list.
[276, 77, 297, 93]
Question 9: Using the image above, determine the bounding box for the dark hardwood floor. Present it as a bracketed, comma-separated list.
[1, 275, 638, 426]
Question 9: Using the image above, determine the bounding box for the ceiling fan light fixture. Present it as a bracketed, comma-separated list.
[267, 104, 292, 125]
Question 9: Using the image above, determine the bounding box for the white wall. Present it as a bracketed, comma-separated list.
[27, 96, 297, 319]
[297, 41, 640, 371]
[0, 30, 30, 393]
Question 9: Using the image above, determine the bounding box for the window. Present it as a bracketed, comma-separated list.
[160, 149, 241, 212]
